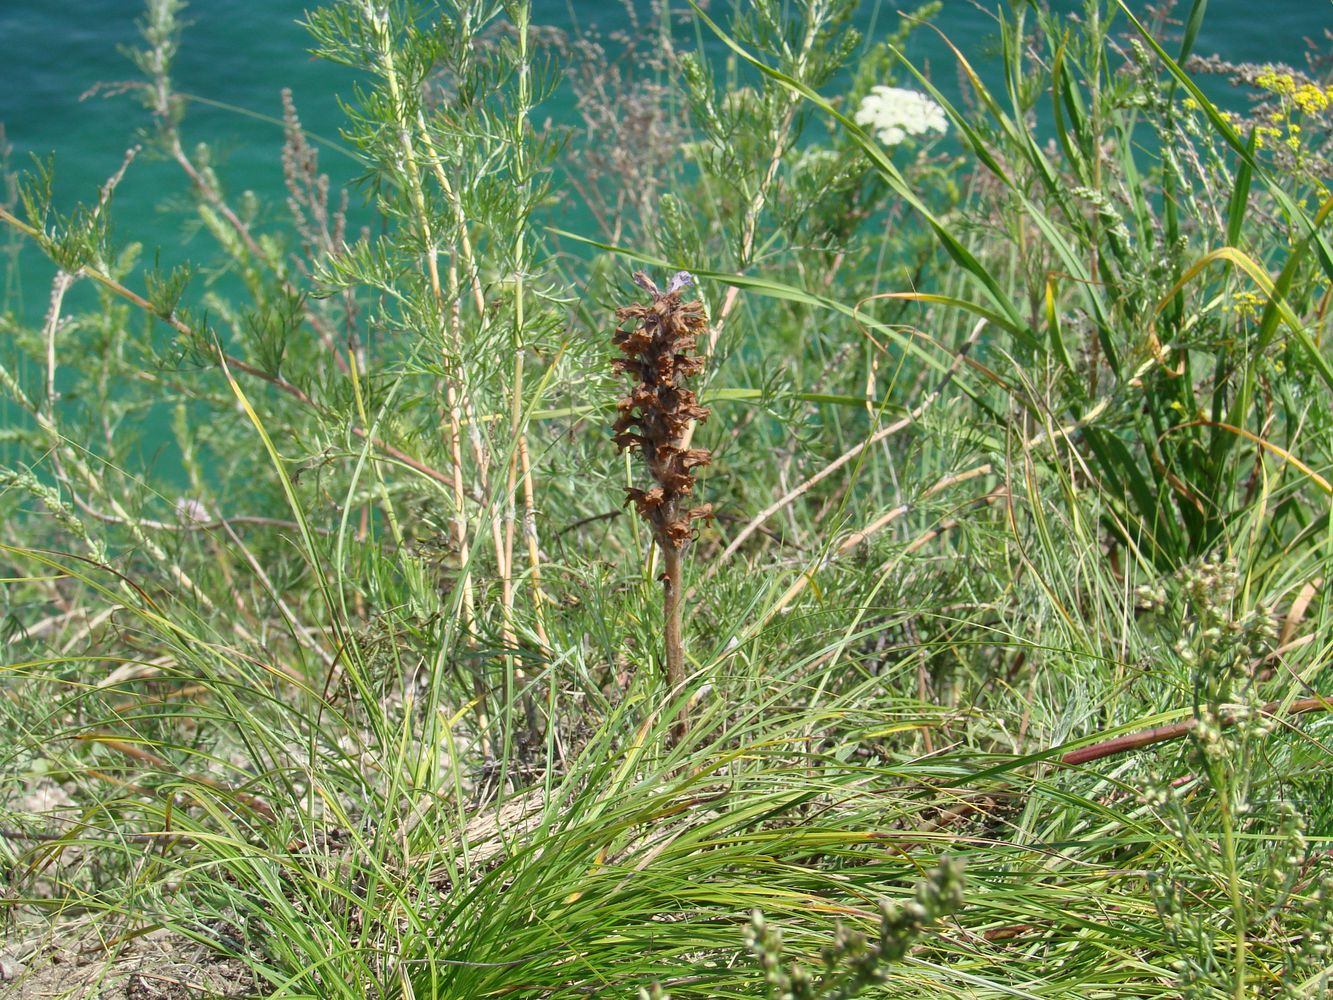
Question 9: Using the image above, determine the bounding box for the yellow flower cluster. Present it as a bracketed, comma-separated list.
[1228, 289, 1266, 322]
[1252, 122, 1288, 151]
[1186, 70, 1333, 154]
[1250, 69, 1333, 150]
[1183, 97, 1239, 128]
[1295, 84, 1331, 115]
[1255, 69, 1333, 115]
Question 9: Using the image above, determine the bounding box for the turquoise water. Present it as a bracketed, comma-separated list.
[0, 0, 1327, 477]
[0, 1, 1328, 318]
[0, 0, 1328, 429]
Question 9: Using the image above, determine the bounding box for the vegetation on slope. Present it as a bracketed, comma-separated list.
[2, 0, 1333, 996]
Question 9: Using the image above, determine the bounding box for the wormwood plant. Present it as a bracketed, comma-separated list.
[1134, 560, 1333, 997]
[742, 858, 965, 1000]
[640, 859, 965, 1000]
[612, 269, 712, 741]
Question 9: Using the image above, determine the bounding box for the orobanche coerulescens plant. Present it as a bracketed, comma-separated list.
[611, 270, 712, 743]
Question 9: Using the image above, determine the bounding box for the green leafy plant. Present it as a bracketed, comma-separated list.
[639, 859, 965, 1000]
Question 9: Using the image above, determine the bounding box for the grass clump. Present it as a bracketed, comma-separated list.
[1, 0, 1332, 998]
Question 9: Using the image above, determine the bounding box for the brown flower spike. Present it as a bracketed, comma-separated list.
[613, 270, 711, 740]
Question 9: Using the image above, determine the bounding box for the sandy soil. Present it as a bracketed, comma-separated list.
[1, 927, 254, 1000]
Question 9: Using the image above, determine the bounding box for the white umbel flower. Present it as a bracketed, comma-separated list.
[854, 86, 948, 147]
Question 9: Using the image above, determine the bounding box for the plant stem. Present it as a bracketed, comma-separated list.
[379, 32, 475, 619]
[1060, 693, 1331, 766]
[661, 538, 688, 744]
[1220, 785, 1247, 999]
[372, 9, 486, 755]
[502, 1, 542, 749]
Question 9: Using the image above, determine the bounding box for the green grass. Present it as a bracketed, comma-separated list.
[3, 0, 1333, 997]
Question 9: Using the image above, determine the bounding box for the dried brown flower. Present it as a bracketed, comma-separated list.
[612, 270, 713, 547]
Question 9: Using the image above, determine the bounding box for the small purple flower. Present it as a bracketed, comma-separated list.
[666, 270, 694, 295]
[631, 271, 695, 300]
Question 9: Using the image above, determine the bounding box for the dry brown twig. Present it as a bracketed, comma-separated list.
[1060, 694, 1333, 767]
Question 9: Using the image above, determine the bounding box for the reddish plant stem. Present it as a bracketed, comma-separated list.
[661, 538, 688, 744]
[1061, 695, 1330, 767]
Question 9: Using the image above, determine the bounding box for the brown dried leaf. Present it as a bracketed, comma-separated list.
[613, 431, 645, 451]
[625, 485, 665, 512]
